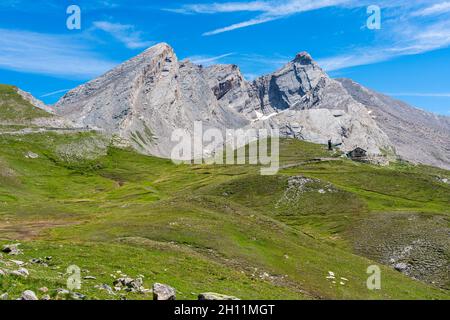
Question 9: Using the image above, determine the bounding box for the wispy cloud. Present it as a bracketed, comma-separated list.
[411, 1, 450, 17]
[168, 0, 352, 36]
[319, 7, 450, 71]
[188, 53, 235, 65]
[93, 21, 153, 49]
[40, 88, 71, 98]
[165, 1, 272, 14]
[0, 28, 116, 79]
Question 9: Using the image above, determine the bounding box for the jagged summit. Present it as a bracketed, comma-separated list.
[54, 44, 450, 169]
[294, 51, 314, 65]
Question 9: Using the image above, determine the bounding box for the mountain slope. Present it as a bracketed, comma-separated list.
[337, 78, 450, 169]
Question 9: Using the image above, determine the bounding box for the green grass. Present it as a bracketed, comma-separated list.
[0, 85, 51, 123]
[0, 132, 449, 300]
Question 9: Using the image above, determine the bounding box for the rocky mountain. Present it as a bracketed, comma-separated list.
[54, 43, 450, 168]
[55, 44, 248, 158]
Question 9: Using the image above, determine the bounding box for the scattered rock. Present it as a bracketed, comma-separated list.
[198, 293, 240, 300]
[2, 244, 22, 255]
[39, 287, 49, 293]
[0, 293, 8, 300]
[71, 292, 86, 300]
[153, 283, 176, 300]
[113, 277, 145, 293]
[21, 290, 38, 301]
[30, 258, 47, 266]
[25, 151, 39, 159]
[41, 295, 51, 301]
[394, 263, 409, 272]
[0, 269, 6, 276]
[10, 260, 25, 266]
[11, 267, 29, 278]
[95, 284, 115, 296]
[56, 288, 70, 296]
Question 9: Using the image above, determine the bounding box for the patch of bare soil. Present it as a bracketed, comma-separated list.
[0, 220, 77, 240]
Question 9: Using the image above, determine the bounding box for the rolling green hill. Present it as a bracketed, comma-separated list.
[0, 129, 449, 300]
[0, 85, 51, 124]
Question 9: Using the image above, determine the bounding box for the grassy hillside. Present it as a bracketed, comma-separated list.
[0, 131, 449, 300]
[0, 85, 51, 124]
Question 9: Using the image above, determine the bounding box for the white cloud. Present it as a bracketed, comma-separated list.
[170, 1, 272, 14]
[188, 53, 235, 65]
[40, 88, 71, 98]
[93, 21, 153, 49]
[319, 15, 450, 71]
[0, 28, 116, 79]
[169, 0, 352, 36]
[411, 1, 450, 16]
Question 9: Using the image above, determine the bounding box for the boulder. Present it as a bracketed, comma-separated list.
[95, 284, 115, 296]
[71, 292, 86, 300]
[0, 293, 8, 300]
[2, 244, 22, 255]
[11, 267, 29, 278]
[198, 293, 240, 300]
[394, 263, 408, 272]
[56, 288, 70, 296]
[152, 283, 176, 300]
[21, 290, 38, 301]
[25, 151, 39, 159]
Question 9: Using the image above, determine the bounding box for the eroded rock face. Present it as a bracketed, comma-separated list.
[54, 43, 449, 169]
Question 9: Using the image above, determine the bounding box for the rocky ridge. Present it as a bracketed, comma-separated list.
[35, 42, 448, 169]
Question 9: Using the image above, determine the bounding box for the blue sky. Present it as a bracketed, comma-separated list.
[0, 0, 449, 115]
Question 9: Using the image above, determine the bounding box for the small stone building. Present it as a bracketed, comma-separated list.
[346, 147, 368, 161]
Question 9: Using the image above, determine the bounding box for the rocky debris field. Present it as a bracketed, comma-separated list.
[276, 175, 337, 208]
[349, 213, 450, 290]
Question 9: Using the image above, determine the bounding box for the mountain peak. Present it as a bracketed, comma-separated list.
[146, 42, 172, 51]
[294, 51, 314, 65]
[140, 42, 174, 57]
